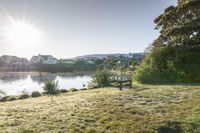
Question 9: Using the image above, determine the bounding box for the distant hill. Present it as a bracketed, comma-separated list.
[73, 53, 145, 60]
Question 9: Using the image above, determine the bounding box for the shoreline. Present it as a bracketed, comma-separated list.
[0, 71, 94, 76]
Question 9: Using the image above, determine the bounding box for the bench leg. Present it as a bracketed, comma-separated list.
[119, 82, 122, 91]
[129, 81, 132, 89]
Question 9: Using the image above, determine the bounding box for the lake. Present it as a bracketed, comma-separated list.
[0, 72, 92, 96]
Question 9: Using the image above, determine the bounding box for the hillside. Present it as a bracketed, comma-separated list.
[73, 53, 145, 60]
[0, 85, 200, 133]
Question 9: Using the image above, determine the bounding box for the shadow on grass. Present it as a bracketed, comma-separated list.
[145, 83, 200, 86]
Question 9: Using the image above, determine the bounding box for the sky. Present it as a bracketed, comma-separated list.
[0, 0, 176, 59]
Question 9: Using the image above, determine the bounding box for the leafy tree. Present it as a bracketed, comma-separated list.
[154, 0, 200, 47]
[103, 58, 118, 70]
[135, 0, 200, 83]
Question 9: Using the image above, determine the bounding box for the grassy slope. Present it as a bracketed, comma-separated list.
[0, 85, 200, 133]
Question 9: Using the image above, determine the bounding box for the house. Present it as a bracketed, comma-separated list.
[30, 54, 58, 64]
[0, 55, 29, 65]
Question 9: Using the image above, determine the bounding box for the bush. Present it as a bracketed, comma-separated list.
[92, 70, 111, 87]
[69, 88, 78, 92]
[0, 96, 9, 102]
[0, 96, 19, 102]
[134, 46, 178, 83]
[43, 81, 59, 95]
[157, 121, 182, 133]
[19, 93, 30, 99]
[21, 129, 35, 133]
[7, 96, 18, 101]
[31, 91, 41, 98]
[42, 92, 47, 95]
[80, 88, 87, 91]
[134, 45, 200, 83]
[59, 89, 68, 93]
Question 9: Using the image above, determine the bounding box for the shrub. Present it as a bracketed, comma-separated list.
[80, 88, 87, 91]
[0, 96, 9, 102]
[43, 81, 59, 95]
[21, 129, 35, 133]
[157, 121, 182, 133]
[134, 46, 192, 83]
[19, 93, 30, 100]
[69, 88, 78, 92]
[42, 92, 47, 95]
[134, 47, 167, 83]
[7, 96, 18, 101]
[92, 70, 111, 87]
[0, 96, 18, 102]
[59, 89, 68, 93]
[31, 91, 41, 98]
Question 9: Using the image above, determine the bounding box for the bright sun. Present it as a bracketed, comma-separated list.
[5, 20, 43, 47]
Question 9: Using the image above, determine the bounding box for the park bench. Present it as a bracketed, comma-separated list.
[110, 76, 132, 90]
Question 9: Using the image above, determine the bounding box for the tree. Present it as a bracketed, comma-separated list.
[103, 58, 118, 70]
[134, 0, 200, 83]
[154, 0, 200, 47]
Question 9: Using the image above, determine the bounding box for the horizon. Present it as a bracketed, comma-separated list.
[0, 0, 176, 59]
[0, 52, 145, 60]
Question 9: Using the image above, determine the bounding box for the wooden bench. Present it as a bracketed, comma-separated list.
[110, 76, 132, 90]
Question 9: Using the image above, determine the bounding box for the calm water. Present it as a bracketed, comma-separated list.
[0, 72, 92, 96]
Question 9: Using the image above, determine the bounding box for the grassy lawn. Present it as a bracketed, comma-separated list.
[0, 85, 200, 133]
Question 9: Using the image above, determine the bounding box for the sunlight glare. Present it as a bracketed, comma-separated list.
[5, 20, 44, 47]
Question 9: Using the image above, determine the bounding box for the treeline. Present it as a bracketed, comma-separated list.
[0, 61, 97, 72]
[0, 56, 145, 72]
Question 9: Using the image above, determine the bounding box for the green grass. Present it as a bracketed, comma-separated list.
[0, 85, 200, 133]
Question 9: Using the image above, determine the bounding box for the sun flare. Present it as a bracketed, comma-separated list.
[4, 20, 43, 47]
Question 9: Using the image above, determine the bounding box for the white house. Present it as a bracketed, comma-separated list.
[30, 54, 58, 64]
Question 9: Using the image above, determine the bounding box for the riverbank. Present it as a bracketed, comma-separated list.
[0, 85, 200, 132]
[0, 71, 93, 76]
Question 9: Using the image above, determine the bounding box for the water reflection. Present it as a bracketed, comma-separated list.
[0, 75, 27, 83]
[0, 72, 92, 96]
[30, 74, 57, 84]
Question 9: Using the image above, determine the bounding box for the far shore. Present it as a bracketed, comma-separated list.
[0, 71, 93, 77]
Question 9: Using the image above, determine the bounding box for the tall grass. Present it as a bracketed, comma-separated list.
[43, 81, 59, 95]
